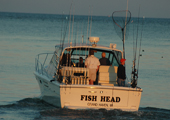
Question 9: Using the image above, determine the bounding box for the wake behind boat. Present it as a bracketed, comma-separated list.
[34, 10, 143, 111]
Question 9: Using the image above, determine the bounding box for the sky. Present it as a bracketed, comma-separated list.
[0, 0, 170, 18]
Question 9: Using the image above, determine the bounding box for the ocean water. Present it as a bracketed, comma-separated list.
[0, 12, 170, 119]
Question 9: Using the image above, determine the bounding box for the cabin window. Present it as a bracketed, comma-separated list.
[112, 56, 119, 66]
[113, 51, 122, 65]
[71, 49, 88, 64]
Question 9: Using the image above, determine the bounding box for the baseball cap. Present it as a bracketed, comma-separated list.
[120, 58, 126, 63]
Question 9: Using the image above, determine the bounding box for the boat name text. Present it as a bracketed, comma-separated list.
[81, 95, 120, 102]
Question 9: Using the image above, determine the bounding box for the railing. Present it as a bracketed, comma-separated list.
[35, 53, 58, 79]
[60, 66, 90, 85]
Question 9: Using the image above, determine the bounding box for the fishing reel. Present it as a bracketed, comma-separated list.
[131, 69, 138, 88]
[132, 68, 138, 77]
[65, 76, 72, 85]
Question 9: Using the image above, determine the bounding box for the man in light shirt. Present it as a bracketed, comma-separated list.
[85, 50, 100, 85]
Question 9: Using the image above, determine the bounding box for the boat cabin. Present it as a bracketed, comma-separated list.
[54, 41, 123, 86]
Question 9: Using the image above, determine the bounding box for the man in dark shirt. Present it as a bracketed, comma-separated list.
[76, 57, 85, 67]
[117, 58, 126, 86]
[99, 52, 110, 65]
[74, 57, 85, 76]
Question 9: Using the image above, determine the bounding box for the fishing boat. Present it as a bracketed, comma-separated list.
[34, 10, 143, 111]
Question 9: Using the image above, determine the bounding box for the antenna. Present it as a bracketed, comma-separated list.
[89, 5, 93, 37]
[86, 5, 90, 45]
[71, 4, 75, 44]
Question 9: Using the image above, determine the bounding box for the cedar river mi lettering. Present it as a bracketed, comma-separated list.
[81, 95, 120, 102]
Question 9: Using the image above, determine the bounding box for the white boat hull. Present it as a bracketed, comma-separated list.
[34, 72, 142, 111]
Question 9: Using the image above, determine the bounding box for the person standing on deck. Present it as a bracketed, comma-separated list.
[99, 52, 110, 65]
[117, 58, 126, 86]
[85, 50, 100, 85]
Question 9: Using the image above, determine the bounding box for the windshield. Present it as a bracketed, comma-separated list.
[60, 47, 121, 67]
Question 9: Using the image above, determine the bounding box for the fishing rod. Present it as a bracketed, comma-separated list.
[59, 11, 64, 48]
[68, 4, 75, 67]
[74, 22, 78, 46]
[131, 6, 144, 88]
[60, 0, 73, 57]
[137, 16, 145, 73]
[85, 5, 91, 59]
[56, 0, 74, 80]
[131, 8, 140, 88]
